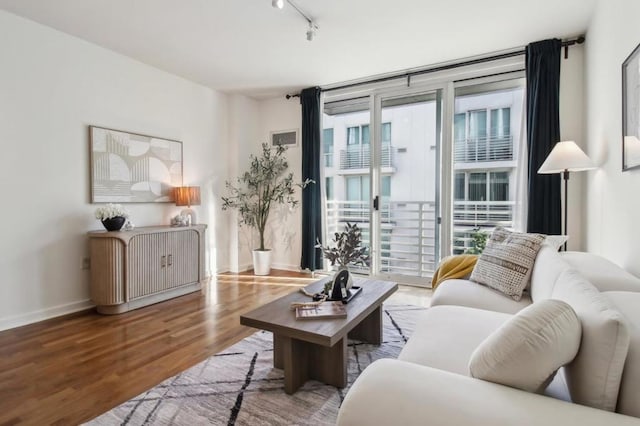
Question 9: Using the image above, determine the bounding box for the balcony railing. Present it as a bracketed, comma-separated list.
[454, 135, 513, 162]
[339, 145, 394, 170]
[325, 199, 514, 278]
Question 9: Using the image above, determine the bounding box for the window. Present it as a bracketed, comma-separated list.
[381, 123, 391, 145]
[346, 175, 370, 202]
[489, 171, 509, 201]
[325, 176, 333, 200]
[347, 126, 360, 148]
[381, 176, 391, 198]
[323, 128, 334, 167]
[490, 108, 510, 139]
[454, 107, 513, 162]
[454, 172, 465, 201]
[468, 173, 487, 201]
[454, 171, 511, 202]
[454, 113, 466, 142]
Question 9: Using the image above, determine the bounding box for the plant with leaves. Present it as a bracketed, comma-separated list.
[316, 222, 370, 268]
[465, 227, 489, 255]
[222, 143, 310, 251]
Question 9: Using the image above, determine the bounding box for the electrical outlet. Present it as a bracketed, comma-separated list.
[82, 257, 90, 270]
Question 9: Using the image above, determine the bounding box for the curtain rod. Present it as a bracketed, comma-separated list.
[285, 36, 585, 99]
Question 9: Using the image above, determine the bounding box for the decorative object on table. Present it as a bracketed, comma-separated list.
[123, 220, 135, 231]
[537, 140, 596, 250]
[294, 301, 347, 320]
[89, 126, 182, 203]
[316, 222, 369, 300]
[174, 186, 200, 224]
[464, 227, 488, 255]
[270, 128, 299, 147]
[221, 142, 312, 276]
[623, 42, 640, 171]
[170, 214, 190, 227]
[94, 203, 129, 231]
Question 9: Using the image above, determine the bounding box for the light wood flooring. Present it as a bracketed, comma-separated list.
[0, 271, 431, 425]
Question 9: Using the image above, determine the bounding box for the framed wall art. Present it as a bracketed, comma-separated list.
[90, 126, 183, 203]
[270, 129, 299, 147]
[623, 42, 640, 171]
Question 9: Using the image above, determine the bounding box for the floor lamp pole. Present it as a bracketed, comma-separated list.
[563, 169, 569, 252]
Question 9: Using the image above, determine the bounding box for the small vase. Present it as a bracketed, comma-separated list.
[102, 216, 126, 231]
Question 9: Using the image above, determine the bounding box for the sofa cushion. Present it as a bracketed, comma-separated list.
[399, 305, 511, 375]
[529, 245, 569, 302]
[431, 279, 531, 314]
[469, 300, 581, 393]
[551, 269, 630, 411]
[470, 227, 545, 301]
[560, 251, 640, 292]
[604, 291, 640, 417]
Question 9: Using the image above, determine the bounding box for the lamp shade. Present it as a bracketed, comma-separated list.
[174, 186, 201, 207]
[537, 141, 596, 174]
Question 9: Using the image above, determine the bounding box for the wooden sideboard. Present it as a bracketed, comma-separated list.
[88, 225, 207, 314]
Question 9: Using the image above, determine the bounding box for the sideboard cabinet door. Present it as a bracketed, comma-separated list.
[128, 232, 167, 299]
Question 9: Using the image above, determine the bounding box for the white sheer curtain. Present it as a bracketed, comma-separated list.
[513, 92, 528, 232]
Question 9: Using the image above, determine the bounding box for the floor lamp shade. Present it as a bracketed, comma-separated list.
[537, 141, 595, 250]
[537, 141, 595, 174]
[174, 186, 201, 224]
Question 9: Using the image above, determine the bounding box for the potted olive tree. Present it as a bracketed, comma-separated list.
[222, 143, 309, 275]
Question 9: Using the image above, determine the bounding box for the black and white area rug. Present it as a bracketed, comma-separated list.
[86, 305, 426, 426]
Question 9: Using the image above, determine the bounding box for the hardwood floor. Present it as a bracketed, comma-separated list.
[0, 271, 431, 425]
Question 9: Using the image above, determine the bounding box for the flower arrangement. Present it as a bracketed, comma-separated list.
[94, 203, 129, 221]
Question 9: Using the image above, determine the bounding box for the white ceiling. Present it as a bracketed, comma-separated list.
[0, 0, 596, 99]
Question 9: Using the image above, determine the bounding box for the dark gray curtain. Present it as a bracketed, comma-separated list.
[300, 87, 323, 271]
[526, 39, 562, 234]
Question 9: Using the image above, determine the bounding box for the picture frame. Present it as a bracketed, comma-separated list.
[270, 129, 299, 147]
[622, 42, 640, 171]
[89, 126, 183, 203]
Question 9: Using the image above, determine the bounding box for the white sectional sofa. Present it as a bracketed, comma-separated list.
[337, 247, 640, 425]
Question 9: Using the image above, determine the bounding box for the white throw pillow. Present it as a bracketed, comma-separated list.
[470, 227, 545, 301]
[543, 235, 569, 250]
[469, 299, 582, 393]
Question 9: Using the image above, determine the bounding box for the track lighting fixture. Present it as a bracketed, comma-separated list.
[306, 21, 317, 41]
[271, 0, 319, 41]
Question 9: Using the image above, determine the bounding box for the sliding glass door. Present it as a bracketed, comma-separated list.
[320, 71, 525, 286]
[373, 90, 443, 282]
[322, 97, 372, 275]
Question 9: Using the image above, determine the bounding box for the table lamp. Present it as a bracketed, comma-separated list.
[174, 186, 201, 225]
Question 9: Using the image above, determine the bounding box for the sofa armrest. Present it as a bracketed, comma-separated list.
[337, 359, 639, 426]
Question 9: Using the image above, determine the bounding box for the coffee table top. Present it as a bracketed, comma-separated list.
[240, 277, 398, 347]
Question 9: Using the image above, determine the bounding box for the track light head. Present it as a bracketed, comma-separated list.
[272, 0, 284, 9]
[306, 21, 316, 41]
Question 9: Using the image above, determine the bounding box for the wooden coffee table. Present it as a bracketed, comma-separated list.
[240, 277, 398, 394]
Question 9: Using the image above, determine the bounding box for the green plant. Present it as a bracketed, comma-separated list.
[465, 227, 488, 255]
[316, 222, 370, 268]
[221, 143, 310, 251]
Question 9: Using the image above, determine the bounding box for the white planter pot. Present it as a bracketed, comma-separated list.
[252, 249, 272, 276]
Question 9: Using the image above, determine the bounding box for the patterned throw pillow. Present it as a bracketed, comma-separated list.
[470, 227, 545, 300]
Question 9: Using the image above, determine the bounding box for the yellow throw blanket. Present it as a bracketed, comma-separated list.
[431, 254, 478, 290]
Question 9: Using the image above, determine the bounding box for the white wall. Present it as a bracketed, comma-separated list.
[223, 94, 261, 272]
[257, 98, 303, 271]
[583, 0, 640, 274]
[560, 44, 586, 250]
[0, 10, 230, 330]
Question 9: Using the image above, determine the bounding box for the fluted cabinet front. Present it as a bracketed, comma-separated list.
[88, 225, 207, 314]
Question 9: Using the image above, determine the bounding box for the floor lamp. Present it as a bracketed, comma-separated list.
[537, 141, 595, 251]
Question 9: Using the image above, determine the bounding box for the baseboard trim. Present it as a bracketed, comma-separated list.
[271, 263, 300, 272]
[0, 299, 95, 332]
